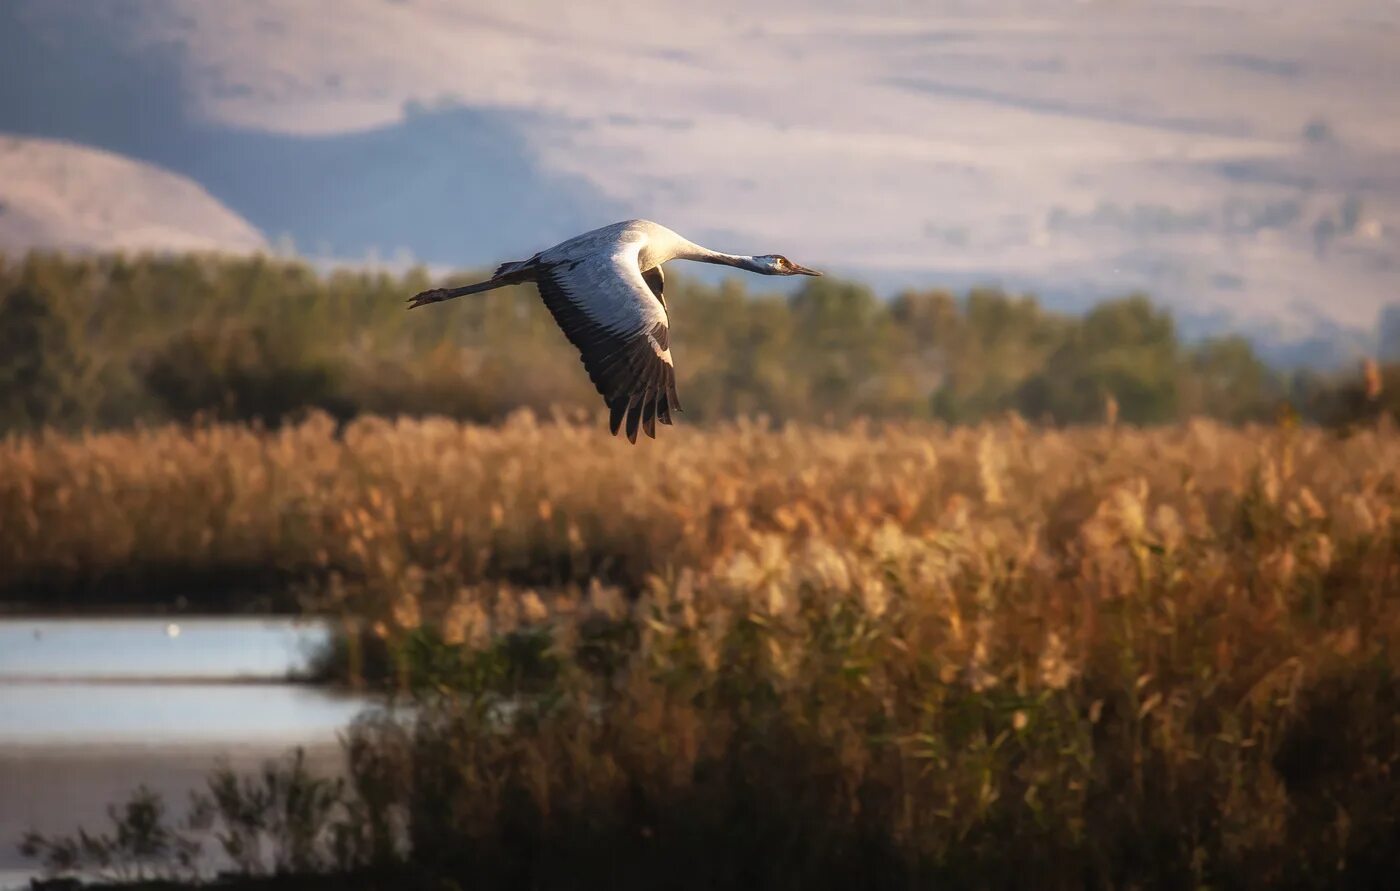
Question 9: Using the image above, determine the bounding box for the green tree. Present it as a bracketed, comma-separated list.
[939, 290, 1066, 422]
[1180, 336, 1279, 422]
[1016, 295, 1178, 424]
[787, 277, 893, 421]
[0, 250, 1353, 431]
[0, 273, 90, 432]
[138, 323, 347, 424]
[889, 288, 961, 418]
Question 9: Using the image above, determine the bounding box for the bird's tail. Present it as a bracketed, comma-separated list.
[407, 256, 539, 309]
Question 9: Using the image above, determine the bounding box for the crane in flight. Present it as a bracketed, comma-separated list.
[408, 219, 821, 443]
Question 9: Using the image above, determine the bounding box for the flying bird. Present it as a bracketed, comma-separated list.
[408, 219, 821, 442]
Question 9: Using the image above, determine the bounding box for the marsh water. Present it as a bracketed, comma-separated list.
[0, 617, 375, 888]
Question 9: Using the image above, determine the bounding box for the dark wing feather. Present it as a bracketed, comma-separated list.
[532, 241, 680, 442]
[640, 265, 665, 309]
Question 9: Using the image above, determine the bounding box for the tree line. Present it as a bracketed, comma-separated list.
[0, 251, 1393, 434]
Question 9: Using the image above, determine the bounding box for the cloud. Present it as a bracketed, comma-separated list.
[4, 0, 1400, 343]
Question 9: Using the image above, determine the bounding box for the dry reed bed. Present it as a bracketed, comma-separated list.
[5, 414, 1400, 883]
[2, 411, 1396, 594]
[3, 410, 1397, 694]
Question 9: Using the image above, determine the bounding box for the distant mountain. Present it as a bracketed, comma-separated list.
[2, 0, 1397, 367]
[1381, 305, 1400, 362]
[0, 135, 264, 255]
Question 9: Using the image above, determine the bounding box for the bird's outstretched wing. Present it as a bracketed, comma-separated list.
[535, 238, 681, 442]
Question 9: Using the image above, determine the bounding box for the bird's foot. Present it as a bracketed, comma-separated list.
[407, 288, 449, 309]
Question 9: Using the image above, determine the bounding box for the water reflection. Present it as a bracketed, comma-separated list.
[0, 617, 372, 888]
[0, 681, 368, 746]
[0, 617, 332, 680]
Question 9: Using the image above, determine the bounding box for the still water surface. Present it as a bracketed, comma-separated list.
[0, 617, 376, 888]
[0, 616, 330, 681]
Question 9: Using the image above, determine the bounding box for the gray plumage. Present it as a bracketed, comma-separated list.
[408, 219, 821, 442]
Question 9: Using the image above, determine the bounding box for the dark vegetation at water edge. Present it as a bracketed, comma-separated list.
[0, 566, 307, 615]
[2, 250, 1398, 438]
[20, 621, 1400, 889]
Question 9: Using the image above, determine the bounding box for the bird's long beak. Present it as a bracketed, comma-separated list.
[790, 263, 822, 276]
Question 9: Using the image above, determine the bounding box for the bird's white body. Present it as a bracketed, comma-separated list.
[409, 219, 820, 441]
[541, 219, 696, 273]
[524, 220, 685, 364]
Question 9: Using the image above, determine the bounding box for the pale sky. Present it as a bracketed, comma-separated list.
[4, 0, 1399, 349]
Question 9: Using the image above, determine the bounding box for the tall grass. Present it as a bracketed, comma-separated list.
[8, 415, 1400, 887]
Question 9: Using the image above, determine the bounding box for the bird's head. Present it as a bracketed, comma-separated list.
[748, 255, 822, 276]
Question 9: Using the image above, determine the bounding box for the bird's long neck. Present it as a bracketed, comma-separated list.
[671, 241, 765, 273]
